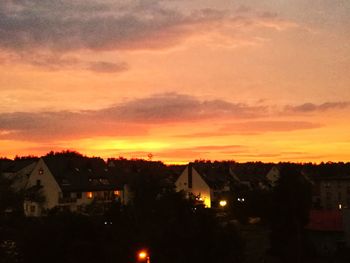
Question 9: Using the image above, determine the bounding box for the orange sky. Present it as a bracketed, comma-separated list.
[1, 0, 350, 163]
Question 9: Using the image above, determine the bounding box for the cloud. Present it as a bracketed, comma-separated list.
[285, 102, 350, 113]
[1, 93, 336, 142]
[0, 93, 267, 141]
[0, 0, 298, 68]
[2, 51, 128, 73]
[97, 93, 267, 122]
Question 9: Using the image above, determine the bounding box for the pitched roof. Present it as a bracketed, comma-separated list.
[2, 159, 37, 173]
[43, 156, 121, 192]
[188, 162, 233, 189]
[230, 163, 274, 182]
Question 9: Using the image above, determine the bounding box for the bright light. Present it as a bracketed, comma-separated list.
[219, 200, 227, 207]
[242, 198, 245, 202]
[237, 198, 241, 201]
[138, 250, 149, 262]
[87, 192, 93, 199]
[139, 251, 147, 259]
[339, 204, 342, 210]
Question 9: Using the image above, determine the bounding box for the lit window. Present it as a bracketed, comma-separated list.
[87, 192, 93, 199]
[114, 190, 120, 196]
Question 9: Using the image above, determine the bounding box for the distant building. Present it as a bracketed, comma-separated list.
[24, 157, 122, 217]
[312, 176, 350, 210]
[175, 164, 212, 207]
[175, 163, 233, 208]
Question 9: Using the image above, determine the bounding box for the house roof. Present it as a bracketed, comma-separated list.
[306, 210, 343, 232]
[2, 159, 37, 173]
[230, 163, 274, 183]
[187, 162, 233, 189]
[43, 156, 121, 192]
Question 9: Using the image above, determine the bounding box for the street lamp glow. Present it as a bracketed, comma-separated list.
[138, 250, 150, 263]
[219, 200, 227, 207]
[138, 251, 147, 259]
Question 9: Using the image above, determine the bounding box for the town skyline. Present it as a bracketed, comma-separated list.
[1, 0, 350, 163]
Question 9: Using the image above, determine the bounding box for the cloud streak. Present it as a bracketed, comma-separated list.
[0, 93, 266, 141]
[1, 93, 345, 142]
[285, 102, 350, 113]
[0, 0, 298, 69]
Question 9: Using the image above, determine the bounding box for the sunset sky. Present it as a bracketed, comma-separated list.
[1, 0, 350, 163]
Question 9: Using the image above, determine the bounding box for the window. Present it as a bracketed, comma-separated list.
[87, 192, 93, 199]
[30, 205, 36, 213]
[114, 190, 120, 196]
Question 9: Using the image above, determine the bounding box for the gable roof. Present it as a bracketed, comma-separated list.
[42, 156, 121, 192]
[186, 163, 233, 189]
[2, 159, 37, 173]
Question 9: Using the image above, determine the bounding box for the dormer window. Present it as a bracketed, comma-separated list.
[39, 168, 44, 175]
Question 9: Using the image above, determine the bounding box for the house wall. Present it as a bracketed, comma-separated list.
[319, 179, 350, 210]
[175, 166, 211, 208]
[25, 159, 61, 216]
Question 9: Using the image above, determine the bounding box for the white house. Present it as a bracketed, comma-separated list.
[24, 157, 123, 217]
[175, 164, 212, 208]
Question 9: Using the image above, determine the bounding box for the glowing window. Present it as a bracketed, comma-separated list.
[87, 192, 93, 199]
[114, 190, 120, 196]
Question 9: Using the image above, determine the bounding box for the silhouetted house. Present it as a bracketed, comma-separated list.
[24, 157, 122, 216]
[2, 159, 37, 190]
[175, 163, 233, 208]
[230, 163, 273, 190]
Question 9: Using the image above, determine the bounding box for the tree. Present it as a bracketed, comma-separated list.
[269, 164, 312, 263]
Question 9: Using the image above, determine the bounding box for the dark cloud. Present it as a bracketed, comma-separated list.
[285, 102, 350, 113]
[0, 0, 294, 69]
[2, 93, 339, 142]
[0, 93, 267, 141]
[0, 0, 221, 52]
[98, 93, 267, 122]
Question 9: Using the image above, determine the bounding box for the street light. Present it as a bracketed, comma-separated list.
[219, 200, 227, 207]
[138, 250, 150, 263]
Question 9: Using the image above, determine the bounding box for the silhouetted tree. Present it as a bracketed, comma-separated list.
[269, 164, 312, 263]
